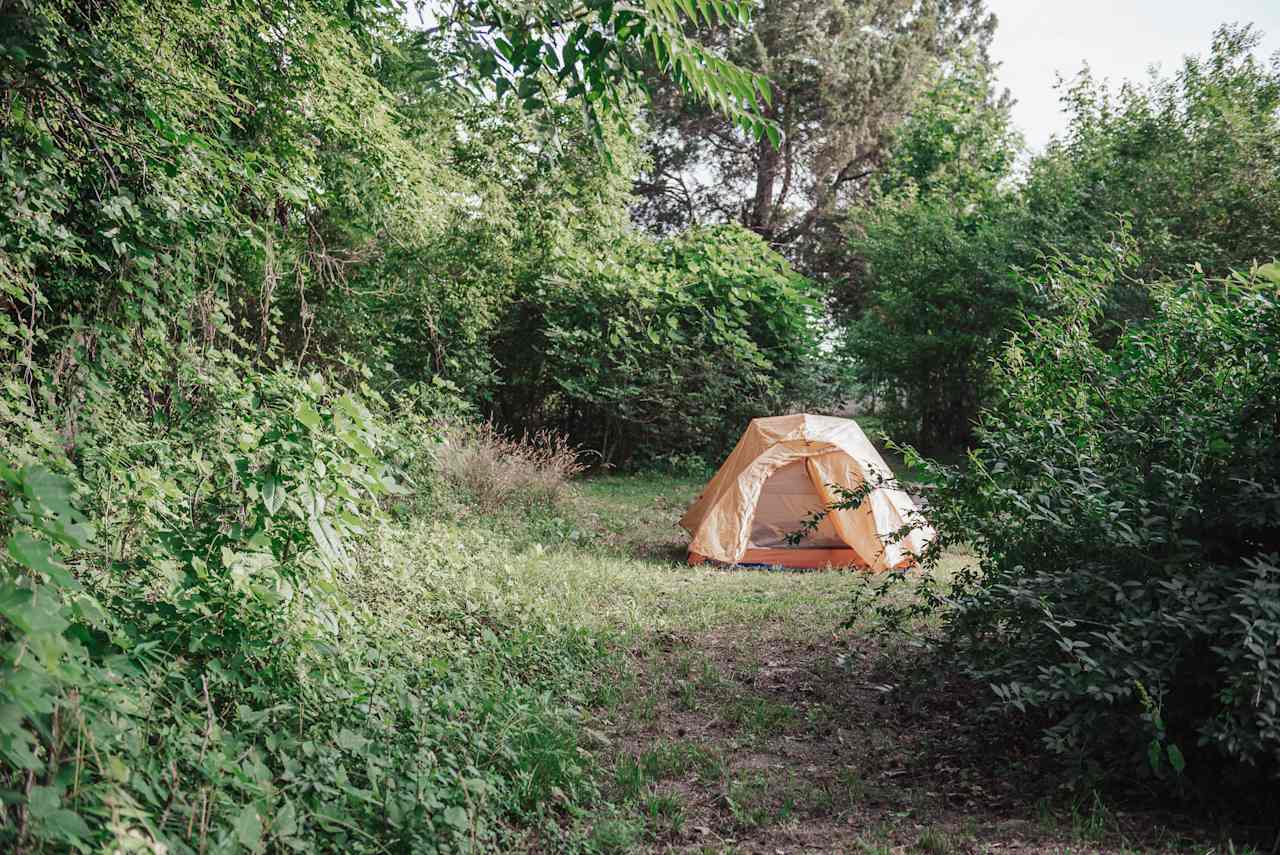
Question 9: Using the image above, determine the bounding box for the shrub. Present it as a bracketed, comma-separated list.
[1022, 25, 1280, 284]
[888, 256, 1280, 801]
[840, 27, 1280, 454]
[839, 61, 1033, 452]
[494, 224, 836, 465]
[434, 422, 587, 514]
[0, 359, 612, 852]
[845, 192, 1032, 451]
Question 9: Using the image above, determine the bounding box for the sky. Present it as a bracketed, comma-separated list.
[984, 0, 1280, 152]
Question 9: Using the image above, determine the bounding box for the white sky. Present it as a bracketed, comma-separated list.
[984, 0, 1280, 152]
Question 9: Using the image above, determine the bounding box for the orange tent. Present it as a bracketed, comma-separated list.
[679, 414, 933, 570]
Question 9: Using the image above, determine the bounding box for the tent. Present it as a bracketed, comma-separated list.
[679, 414, 933, 571]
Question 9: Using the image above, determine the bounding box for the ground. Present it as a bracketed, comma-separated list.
[499, 472, 1259, 855]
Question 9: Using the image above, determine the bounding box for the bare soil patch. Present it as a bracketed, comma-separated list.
[593, 627, 1221, 854]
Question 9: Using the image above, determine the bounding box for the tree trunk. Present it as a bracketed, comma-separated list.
[748, 131, 779, 240]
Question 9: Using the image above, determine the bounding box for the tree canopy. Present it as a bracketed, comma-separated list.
[631, 0, 996, 279]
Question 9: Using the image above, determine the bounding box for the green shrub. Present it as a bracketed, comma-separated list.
[497, 224, 835, 465]
[902, 257, 1280, 799]
[1022, 25, 1280, 285]
[838, 60, 1031, 452]
[0, 362, 612, 851]
[840, 27, 1280, 453]
[845, 192, 1032, 451]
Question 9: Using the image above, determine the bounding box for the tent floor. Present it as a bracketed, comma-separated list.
[688, 547, 868, 570]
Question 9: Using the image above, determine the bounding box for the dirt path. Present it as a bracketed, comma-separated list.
[592, 632, 1167, 853]
[568, 476, 1227, 854]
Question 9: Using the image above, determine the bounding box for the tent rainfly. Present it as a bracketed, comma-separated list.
[679, 414, 933, 571]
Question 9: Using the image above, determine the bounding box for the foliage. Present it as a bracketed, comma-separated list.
[630, 0, 996, 274]
[891, 256, 1280, 799]
[0, 351, 616, 853]
[495, 224, 834, 465]
[0, 0, 818, 850]
[1022, 24, 1280, 287]
[843, 194, 1029, 450]
[431, 0, 778, 145]
[839, 26, 1280, 453]
[840, 61, 1030, 450]
[0, 462, 98, 848]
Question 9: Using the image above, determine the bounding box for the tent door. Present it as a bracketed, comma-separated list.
[748, 458, 845, 548]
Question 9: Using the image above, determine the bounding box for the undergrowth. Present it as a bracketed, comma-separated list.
[0, 351, 614, 852]
[433, 422, 588, 515]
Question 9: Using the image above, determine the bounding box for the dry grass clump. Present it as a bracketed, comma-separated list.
[435, 422, 587, 513]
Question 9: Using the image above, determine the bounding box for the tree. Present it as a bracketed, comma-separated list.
[422, 0, 778, 144]
[909, 257, 1280, 801]
[630, 0, 996, 277]
[839, 60, 1029, 451]
[492, 224, 832, 464]
[1022, 24, 1280, 286]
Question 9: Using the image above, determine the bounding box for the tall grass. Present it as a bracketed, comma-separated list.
[434, 422, 587, 513]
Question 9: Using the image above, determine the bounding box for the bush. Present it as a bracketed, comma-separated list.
[839, 61, 1033, 452]
[891, 256, 1280, 802]
[840, 28, 1280, 454]
[434, 422, 587, 514]
[846, 192, 1032, 451]
[494, 224, 836, 466]
[0, 358, 612, 851]
[1023, 25, 1280, 284]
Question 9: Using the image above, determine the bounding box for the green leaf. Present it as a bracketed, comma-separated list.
[274, 800, 298, 837]
[236, 803, 263, 849]
[43, 809, 91, 841]
[307, 515, 349, 569]
[27, 786, 59, 819]
[8, 533, 77, 588]
[442, 805, 469, 831]
[262, 477, 285, 516]
[295, 403, 322, 430]
[22, 467, 75, 519]
[1166, 743, 1186, 774]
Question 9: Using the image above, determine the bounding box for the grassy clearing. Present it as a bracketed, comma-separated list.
[352, 466, 1258, 853]
[429, 470, 1257, 854]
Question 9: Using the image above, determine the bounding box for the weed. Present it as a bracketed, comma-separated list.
[1035, 795, 1057, 831]
[724, 774, 776, 831]
[614, 754, 652, 801]
[856, 844, 895, 855]
[697, 660, 724, 692]
[639, 740, 722, 782]
[837, 766, 869, 803]
[676, 679, 699, 710]
[917, 825, 956, 853]
[435, 421, 585, 513]
[590, 816, 644, 852]
[1068, 790, 1113, 843]
[722, 696, 800, 737]
[643, 790, 687, 837]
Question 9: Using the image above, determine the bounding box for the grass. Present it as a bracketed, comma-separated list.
[637, 741, 722, 781]
[378, 463, 1257, 853]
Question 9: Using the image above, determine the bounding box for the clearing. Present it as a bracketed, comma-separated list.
[497, 472, 1252, 854]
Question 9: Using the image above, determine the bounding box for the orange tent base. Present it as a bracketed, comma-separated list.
[688, 548, 868, 570]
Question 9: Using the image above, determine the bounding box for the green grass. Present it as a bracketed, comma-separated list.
[721, 695, 800, 737]
[724, 774, 777, 831]
[393, 515, 898, 643]
[367, 469, 1243, 854]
